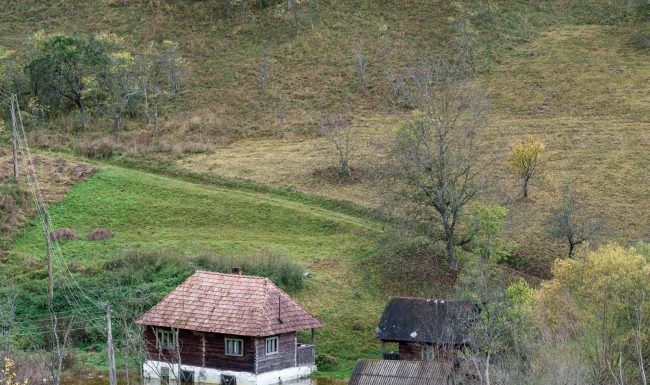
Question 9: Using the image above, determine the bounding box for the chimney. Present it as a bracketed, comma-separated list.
[231, 267, 243, 275]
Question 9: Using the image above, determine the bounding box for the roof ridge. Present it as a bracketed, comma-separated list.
[194, 270, 268, 279]
[390, 295, 466, 302]
[255, 278, 271, 336]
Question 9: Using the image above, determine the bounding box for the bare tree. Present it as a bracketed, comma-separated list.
[547, 184, 602, 258]
[352, 42, 369, 94]
[45, 315, 74, 385]
[257, 47, 271, 104]
[387, 58, 489, 270]
[319, 114, 357, 178]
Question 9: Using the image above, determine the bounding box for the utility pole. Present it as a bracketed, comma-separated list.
[10, 94, 18, 179]
[105, 304, 117, 385]
[44, 215, 53, 307]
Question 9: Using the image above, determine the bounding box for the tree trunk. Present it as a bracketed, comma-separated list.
[522, 176, 529, 198]
[445, 227, 457, 271]
[142, 81, 150, 125]
[153, 104, 159, 133]
[339, 158, 350, 178]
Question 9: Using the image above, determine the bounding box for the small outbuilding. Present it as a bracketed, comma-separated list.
[136, 269, 323, 385]
[348, 359, 454, 385]
[376, 297, 477, 362]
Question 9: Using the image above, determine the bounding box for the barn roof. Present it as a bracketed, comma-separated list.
[376, 297, 477, 344]
[348, 359, 453, 385]
[135, 271, 323, 336]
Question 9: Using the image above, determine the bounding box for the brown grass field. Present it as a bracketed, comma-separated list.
[177, 24, 650, 276]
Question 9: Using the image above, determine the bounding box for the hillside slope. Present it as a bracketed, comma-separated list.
[3, 164, 391, 376]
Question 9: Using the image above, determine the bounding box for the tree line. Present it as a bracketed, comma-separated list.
[1, 32, 186, 132]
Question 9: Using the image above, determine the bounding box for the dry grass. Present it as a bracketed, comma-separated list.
[0, 151, 96, 251]
[0, 153, 97, 203]
[177, 25, 650, 277]
[0, 0, 455, 142]
[177, 113, 399, 206]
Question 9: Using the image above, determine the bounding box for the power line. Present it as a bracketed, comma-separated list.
[11, 94, 108, 336]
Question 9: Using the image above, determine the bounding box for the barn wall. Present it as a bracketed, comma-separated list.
[145, 327, 256, 372]
[399, 342, 421, 360]
[255, 332, 297, 373]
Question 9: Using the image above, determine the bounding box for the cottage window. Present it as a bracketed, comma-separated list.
[265, 336, 279, 355]
[156, 329, 176, 350]
[160, 367, 170, 385]
[225, 338, 244, 356]
[421, 344, 434, 361]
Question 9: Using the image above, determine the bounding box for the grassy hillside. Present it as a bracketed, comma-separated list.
[2, 164, 398, 376]
[0, 0, 648, 382]
[2, 1, 647, 279]
[178, 23, 650, 277]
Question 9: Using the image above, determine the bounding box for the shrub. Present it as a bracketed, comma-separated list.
[0, 180, 30, 249]
[106, 249, 305, 293]
[86, 228, 115, 241]
[74, 137, 117, 160]
[50, 228, 77, 241]
[193, 250, 305, 292]
[316, 353, 338, 371]
[631, 29, 650, 51]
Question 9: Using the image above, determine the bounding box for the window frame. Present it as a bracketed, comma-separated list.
[421, 344, 434, 361]
[225, 337, 244, 357]
[156, 329, 176, 350]
[160, 367, 170, 385]
[265, 336, 279, 355]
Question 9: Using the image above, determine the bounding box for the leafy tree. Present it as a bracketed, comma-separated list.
[0, 357, 28, 385]
[96, 34, 141, 131]
[387, 59, 488, 270]
[0, 46, 28, 98]
[25, 33, 114, 120]
[535, 244, 650, 385]
[509, 137, 544, 199]
[455, 204, 534, 385]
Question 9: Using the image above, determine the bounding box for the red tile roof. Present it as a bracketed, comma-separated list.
[135, 271, 323, 336]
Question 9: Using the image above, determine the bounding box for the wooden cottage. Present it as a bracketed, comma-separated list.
[136, 270, 323, 385]
[376, 297, 476, 362]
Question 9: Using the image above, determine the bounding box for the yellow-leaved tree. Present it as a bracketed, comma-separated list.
[509, 137, 545, 199]
[0, 357, 27, 385]
[535, 244, 649, 385]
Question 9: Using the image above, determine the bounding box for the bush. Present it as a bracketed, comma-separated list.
[635, 2, 650, 22]
[316, 353, 338, 371]
[193, 250, 305, 292]
[74, 137, 117, 160]
[0, 180, 30, 249]
[631, 30, 650, 51]
[106, 249, 305, 293]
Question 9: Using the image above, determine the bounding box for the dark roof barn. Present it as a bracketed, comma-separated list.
[376, 297, 477, 345]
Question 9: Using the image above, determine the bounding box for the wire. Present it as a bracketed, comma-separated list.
[11, 93, 109, 336]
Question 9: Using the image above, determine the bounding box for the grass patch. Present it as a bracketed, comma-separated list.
[1, 165, 414, 376]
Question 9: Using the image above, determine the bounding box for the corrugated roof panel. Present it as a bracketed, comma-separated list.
[349, 359, 453, 385]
